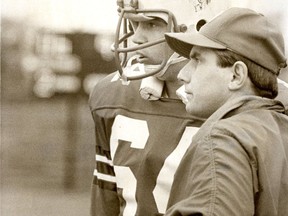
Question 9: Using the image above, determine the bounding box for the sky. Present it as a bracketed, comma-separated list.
[2, 0, 287, 35]
[1, 0, 287, 48]
[1, 0, 119, 33]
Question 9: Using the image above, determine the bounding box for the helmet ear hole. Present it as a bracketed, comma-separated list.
[196, 19, 207, 31]
[179, 24, 188, 33]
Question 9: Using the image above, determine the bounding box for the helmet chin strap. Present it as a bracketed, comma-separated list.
[120, 52, 186, 85]
[144, 53, 187, 78]
[138, 53, 187, 100]
[120, 55, 144, 85]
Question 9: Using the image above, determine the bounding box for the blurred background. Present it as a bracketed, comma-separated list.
[1, 1, 288, 216]
[1, 1, 118, 215]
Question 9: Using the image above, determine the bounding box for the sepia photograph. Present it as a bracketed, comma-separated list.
[1, 0, 288, 216]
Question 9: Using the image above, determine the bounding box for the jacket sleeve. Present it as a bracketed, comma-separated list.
[165, 127, 255, 216]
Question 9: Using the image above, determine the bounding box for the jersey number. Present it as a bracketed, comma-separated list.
[110, 115, 199, 215]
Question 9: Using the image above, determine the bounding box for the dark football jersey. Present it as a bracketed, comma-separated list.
[89, 72, 203, 216]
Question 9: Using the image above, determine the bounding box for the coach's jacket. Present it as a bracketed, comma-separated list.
[165, 96, 288, 216]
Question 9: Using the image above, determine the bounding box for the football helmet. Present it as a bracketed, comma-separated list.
[112, 0, 232, 81]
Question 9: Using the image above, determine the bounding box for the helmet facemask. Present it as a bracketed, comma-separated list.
[112, 0, 233, 81]
[112, 0, 187, 81]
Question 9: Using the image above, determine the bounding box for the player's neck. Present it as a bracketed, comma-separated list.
[163, 80, 182, 99]
[160, 60, 188, 99]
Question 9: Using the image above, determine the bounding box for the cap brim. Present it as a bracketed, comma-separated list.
[165, 32, 226, 58]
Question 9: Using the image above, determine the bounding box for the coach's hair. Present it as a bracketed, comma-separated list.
[214, 49, 278, 98]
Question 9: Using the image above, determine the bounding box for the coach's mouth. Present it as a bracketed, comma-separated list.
[185, 89, 193, 99]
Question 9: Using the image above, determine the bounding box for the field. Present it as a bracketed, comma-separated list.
[1, 95, 95, 216]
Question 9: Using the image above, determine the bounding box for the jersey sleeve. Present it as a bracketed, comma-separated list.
[89, 74, 120, 216]
[90, 112, 121, 216]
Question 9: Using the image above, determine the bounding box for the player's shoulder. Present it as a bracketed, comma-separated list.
[91, 71, 141, 93]
[88, 71, 141, 109]
[91, 72, 119, 91]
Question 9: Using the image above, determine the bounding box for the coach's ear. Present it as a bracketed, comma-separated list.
[228, 61, 249, 90]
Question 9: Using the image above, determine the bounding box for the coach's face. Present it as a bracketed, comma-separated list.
[177, 46, 232, 119]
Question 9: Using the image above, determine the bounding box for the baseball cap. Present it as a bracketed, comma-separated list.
[165, 7, 287, 75]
